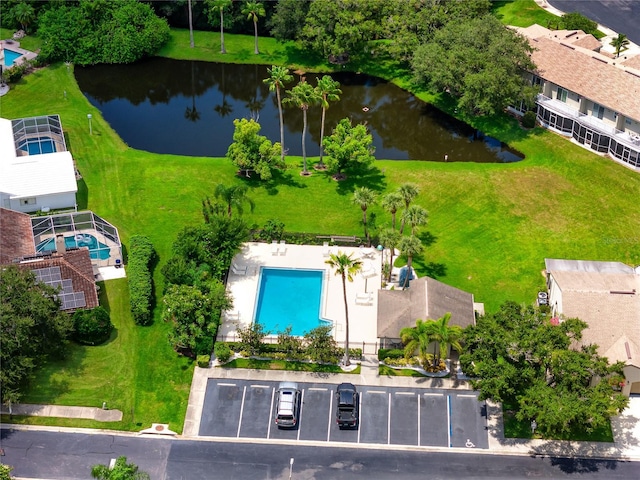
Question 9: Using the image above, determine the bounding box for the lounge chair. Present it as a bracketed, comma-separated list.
[271, 240, 279, 255]
[279, 240, 287, 255]
[322, 241, 330, 257]
[231, 263, 247, 275]
[355, 292, 374, 305]
[225, 310, 240, 321]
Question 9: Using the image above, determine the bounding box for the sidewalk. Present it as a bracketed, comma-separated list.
[0, 403, 122, 422]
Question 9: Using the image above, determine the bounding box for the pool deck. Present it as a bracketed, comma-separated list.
[219, 242, 383, 346]
[0, 39, 38, 67]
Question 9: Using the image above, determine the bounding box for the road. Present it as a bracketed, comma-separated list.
[547, 1, 640, 44]
[2, 428, 638, 480]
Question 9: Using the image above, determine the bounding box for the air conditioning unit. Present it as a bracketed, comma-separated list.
[537, 291, 548, 306]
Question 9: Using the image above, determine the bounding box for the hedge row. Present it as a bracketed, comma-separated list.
[378, 348, 405, 361]
[127, 235, 156, 326]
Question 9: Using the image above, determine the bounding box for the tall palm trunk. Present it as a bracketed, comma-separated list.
[219, 9, 226, 53]
[276, 86, 285, 161]
[302, 107, 308, 173]
[388, 249, 395, 282]
[319, 103, 327, 166]
[253, 19, 259, 54]
[188, 0, 194, 48]
[391, 211, 397, 230]
[362, 208, 369, 245]
[341, 272, 350, 366]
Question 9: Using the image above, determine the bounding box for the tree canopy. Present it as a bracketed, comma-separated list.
[411, 14, 535, 115]
[38, 0, 170, 65]
[460, 302, 628, 437]
[322, 118, 375, 175]
[91, 456, 150, 480]
[0, 265, 73, 404]
[226, 118, 283, 180]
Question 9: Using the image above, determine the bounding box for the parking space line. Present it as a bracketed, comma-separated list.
[367, 390, 385, 394]
[357, 391, 362, 444]
[218, 383, 236, 387]
[308, 387, 327, 391]
[458, 394, 477, 398]
[417, 391, 421, 446]
[423, 393, 443, 397]
[237, 385, 247, 438]
[447, 395, 452, 448]
[267, 387, 275, 439]
[250, 384, 270, 389]
[394, 392, 415, 396]
[297, 389, 305, 441]
[387, 393, 391, 445]
[327, 391, 333, 442]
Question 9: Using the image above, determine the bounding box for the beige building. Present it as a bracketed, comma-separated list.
[515, 25, 640, 171]
[545, 258, 640, 396]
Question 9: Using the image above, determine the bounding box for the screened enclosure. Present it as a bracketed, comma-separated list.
[12, 114, 67, 156]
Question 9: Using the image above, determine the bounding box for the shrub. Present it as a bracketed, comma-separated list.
[214, 343, 232, 363]
[378, 348, 405, 361]
[304, 325, 339, 363]
[73, 307, 113, 345]
[197, 354, 211, 368]
[236, 321, 268, 356]
[127, 235, 156, 326]
[4, 62, 29, 83]
[258, 219, 285, 243]
[522, 111, 536, 129]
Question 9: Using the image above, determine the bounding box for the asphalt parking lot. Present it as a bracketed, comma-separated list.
[199, 379, 489, 449]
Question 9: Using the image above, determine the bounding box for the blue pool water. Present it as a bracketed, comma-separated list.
[255, 268, 331, 336]
[36, 233, 111, 261]
[19, 138, 56, 155]
[3, 49, 22, 67]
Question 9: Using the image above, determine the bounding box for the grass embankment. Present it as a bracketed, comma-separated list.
[2, 12, 639, 434]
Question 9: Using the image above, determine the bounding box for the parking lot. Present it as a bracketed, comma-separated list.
[199, 379, 488, 449]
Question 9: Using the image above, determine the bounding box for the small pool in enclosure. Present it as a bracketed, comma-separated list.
[254, 267, 331, 336]
[3, 49, 22, 67]
[36, 233, 111, 261]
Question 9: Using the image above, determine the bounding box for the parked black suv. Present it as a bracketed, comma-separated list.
[336, 383, 358, 429]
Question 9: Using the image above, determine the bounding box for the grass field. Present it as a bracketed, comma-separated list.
[2, 7, 639, 434]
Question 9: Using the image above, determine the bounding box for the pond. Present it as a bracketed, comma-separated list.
[75, 59, 523, 163]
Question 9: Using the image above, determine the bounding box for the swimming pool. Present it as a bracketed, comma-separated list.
[3, 49, 22, 67]
[36, 233, 111, 261]
[254, 268, 331, 336]
[18, 137, 56, 155]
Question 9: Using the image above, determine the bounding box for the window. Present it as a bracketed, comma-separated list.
[20, 197, 36, 206]
[592, 103, 604, 120]
[556, 87, 568, 103]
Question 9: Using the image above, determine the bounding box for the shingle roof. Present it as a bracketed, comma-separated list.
[515, 25, 640, 122]
[549, 266, 640, 368]
[0, 207, 35, 263]
[377, 277, 476, 339]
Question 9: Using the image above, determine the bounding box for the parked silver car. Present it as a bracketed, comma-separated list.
[275, 382, 301, 428]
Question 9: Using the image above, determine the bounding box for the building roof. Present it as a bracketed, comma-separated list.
[0, 117, 77, 200]
[547, 259, 640, 369]
[0, 207, 35, 263]
[377, 277, 476, 339]
[516, 25, 640, 123]
[17, 249, 99, 311]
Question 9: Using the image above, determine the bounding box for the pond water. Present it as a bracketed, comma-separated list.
[75, 59, 523, 163]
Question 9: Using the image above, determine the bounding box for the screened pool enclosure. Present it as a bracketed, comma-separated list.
[12, 115, 67, 156]
[32, 211, 122, 267]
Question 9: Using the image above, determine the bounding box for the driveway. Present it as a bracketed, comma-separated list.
[199, 379, 489, 449]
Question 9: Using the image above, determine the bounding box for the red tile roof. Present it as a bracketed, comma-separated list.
[0, 207, 35, 263]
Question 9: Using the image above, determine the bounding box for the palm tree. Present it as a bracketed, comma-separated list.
[398, 183, 419, 234]
[352, 187, 376, 246]
[381, 192, 404, 230]
[400, 318, 432, 364]
[611, 33, 630, 58]
[284, 80, 320, 175]
[325, 252, 362, 366]
[13, 2, 35, 34]
[425, 312, 464, 369]
[214, 184, 255, 217]
[378, 228, 401, 282]
[242, 0, 266, 55]
[184, 61, 200, 122]
[187, 0, 195, 48]
[264, 65, 293, 162]
[402, 204, 428, 235]
[315, 75, 342, 168]
[91, 456, 150, 480]
[398, 235, 423, 290]
[206, 0, 232, 54]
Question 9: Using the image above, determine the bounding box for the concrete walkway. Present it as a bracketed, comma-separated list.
[0, 403, 122, 422]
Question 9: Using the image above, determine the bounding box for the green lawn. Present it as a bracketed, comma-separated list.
[379, 365, 426, 378]
[2, 25, 639, 432]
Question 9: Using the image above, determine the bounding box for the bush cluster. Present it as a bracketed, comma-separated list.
[377, 348, 405, 361]
[521, 111, 536, 129]
[3, 60, 33, 83]
[73, 307, 114, 345]
[127, 235, 156, 326]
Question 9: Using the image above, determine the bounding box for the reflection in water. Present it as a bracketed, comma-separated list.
[75, 59, 523, 162]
